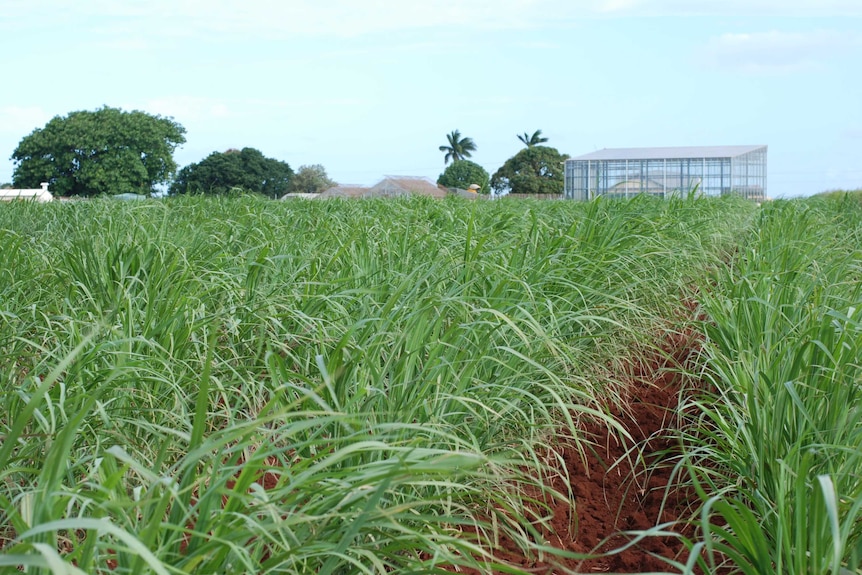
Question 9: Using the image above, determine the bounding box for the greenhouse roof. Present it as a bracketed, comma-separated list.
[568, 145, 767, 162]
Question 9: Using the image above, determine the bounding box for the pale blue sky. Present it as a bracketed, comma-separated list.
[1, 0, 860, 197]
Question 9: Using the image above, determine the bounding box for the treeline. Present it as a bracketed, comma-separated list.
[436, 128, 567, 195]
[7, 107, 337, 198]
[7, 106, 568, 198]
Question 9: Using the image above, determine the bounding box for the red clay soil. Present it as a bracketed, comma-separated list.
[459, 327, 711, 574]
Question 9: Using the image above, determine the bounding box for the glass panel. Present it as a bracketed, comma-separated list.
[564, 148, 766, 201]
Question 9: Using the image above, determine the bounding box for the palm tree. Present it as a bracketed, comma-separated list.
[439, 130, 477, 165]
[518, 129, 549, 148]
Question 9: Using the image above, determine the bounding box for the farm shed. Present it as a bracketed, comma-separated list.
[317, 177, 449, 199]
[317, 185, 370, 199]
[366, 176, 448, 199]
[0, 182, 53, 202]
[564, 145, 767, 201]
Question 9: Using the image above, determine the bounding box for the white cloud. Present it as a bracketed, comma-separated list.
[0, 106, 51, 135]
[136, 97, 232, 122]
[13, 0, 552, 38]
[704, 30, 862, 74]
[591, 0, 862, 16]
[5, 0, 862, 40]
[133, 95, 381, 126]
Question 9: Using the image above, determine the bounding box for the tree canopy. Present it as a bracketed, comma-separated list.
[288, 164, 336, 194]
[517, 130, 549, 148]
[439, 130, 476, 165]
[170, 148, 293, 198]
[11, 107, 186, 197]
[437, 160, 490, 194]
[490, 146, 568, 195]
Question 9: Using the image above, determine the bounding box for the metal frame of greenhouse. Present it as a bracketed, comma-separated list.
[564, 145, 767, 201]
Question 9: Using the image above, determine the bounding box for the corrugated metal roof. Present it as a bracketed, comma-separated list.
[568, 145, 767, 162]
[0, 188, 54, 202]
[368, 176, 448, 198]
[318, 185, 369, 198]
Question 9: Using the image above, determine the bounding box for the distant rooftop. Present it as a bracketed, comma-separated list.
[569, 145, 767, 162]
[369, 176, 448, 198]
[318, 184, 369, 198]
[317, 177, 449, 199]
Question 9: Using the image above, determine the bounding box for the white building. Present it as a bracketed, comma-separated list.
[565, 145, 767, 201]
[0, 182, 53, 202]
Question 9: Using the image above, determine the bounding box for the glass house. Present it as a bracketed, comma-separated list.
[564, 145, 767, 201]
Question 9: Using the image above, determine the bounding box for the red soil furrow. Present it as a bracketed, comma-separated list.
[455, 327, 711, 574]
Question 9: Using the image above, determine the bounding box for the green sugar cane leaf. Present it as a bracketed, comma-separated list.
[19, 518, 171, 575]
[30, 542, 90, 575]
[0, 330, 99, 471]
[817, 475, 844, 575]
[0, 553, 85, 575]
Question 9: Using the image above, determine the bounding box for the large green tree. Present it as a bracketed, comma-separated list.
[517, 129, 549, 148]
[490, 146, 568, 195]
[288, 164, 336, 194]
[11, 107, 186, 197]
[170, 148, 293, 198]
[437, 159, 490, 193]
[439, 130, 476, 165]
